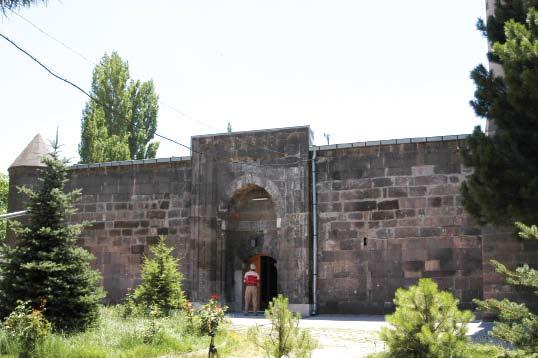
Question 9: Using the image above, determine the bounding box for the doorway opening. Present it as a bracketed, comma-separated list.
[224, 183, 278, 311]
[244, 254, 278, 311]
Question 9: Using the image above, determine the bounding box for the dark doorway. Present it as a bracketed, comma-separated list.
[260, 256, 278, 310]
[244, 254, 278, 311]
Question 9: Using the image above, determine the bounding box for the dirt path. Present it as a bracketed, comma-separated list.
[228, 314, 494, 357]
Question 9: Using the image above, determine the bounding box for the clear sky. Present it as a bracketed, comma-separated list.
[0, 0, 488, 172]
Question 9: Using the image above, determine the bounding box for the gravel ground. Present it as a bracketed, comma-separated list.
[228, 314, 496, 358]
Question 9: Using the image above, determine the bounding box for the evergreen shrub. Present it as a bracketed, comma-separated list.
[130, 236, 186, 316]
[379, 278, 473, 358]
[0, 141, 104, 331]
[474, 222, 538, 357]
[248, 294, 317, 358]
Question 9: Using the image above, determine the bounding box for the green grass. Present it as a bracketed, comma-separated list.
[0, 306, 257, 358]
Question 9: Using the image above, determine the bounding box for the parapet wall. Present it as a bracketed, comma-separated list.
[66, 158, 193, 302]
[314, 138, 484, 313]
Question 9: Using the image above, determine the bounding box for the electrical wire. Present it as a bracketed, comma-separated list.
[10, 9, 223, 134]
[154, 133, 195, 153]
[10, 9, 96, 65]
[0, 32, 93, 99]
[7, 11, 296, 159]
[0, 29, 307, 168]
[0, 30, 201, 155]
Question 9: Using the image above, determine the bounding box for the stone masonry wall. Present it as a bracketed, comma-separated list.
[8, 128, 537, 313]
[190, 127, 311, 309]
[315, 140, 483, 313]
[66, 160, 192, 303]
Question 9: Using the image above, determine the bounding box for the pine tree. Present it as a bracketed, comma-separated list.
[0, 138, 104, 332]
[464, 4, 538, 356]
[79, 52, 160, 163]
[474, 222, 538, 356]
[461, 1, 538, 225]
[248, 294, 317, 358]
[379, 278, 473, 358]
[132, 236, 185, 315]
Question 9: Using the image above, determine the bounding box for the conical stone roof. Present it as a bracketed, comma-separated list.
[10, 134, 50, 168]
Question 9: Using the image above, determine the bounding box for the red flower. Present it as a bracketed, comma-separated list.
[210, 294, 220, 300]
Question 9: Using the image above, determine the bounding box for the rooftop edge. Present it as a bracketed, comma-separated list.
[69, 156, 192, 170]
[67, 134, 469, 169]
[191, 125, 312, 139]
[311, 134, 468, 151]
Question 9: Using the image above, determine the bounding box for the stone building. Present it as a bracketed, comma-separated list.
[8, 127, 537, 315]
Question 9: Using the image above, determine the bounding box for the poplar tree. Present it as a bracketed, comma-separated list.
[461, 1, 538, 225]
[0, 139, 104, 331]
[79, 52, 159, 163]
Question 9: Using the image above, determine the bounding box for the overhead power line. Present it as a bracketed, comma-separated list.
[0, 32, 93, 99]
[1, 22, 302, 165]
[10, 10, 96, 65]
[10, 9, 221, 133]
[154, 133, 194, 152]
[0, 31, 201, 155]
[8, 10, 295, 159]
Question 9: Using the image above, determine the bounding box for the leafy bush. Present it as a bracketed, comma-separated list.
[198, 294, 227, 335]
[131, 236, 186, 316]
[141, 305, 164, 344]
[379, 278, 473, 358]
[0, 306, 248, 358]
[182, 300, 197, 332]
[120, 288, 140, 318]
[2, 300, 52, 358]
[248, 294, 317, 358]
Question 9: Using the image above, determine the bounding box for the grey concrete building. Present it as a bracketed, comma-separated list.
[8, 126, 537, 315]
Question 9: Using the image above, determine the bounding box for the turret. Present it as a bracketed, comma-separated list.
[7, 134, 50, 242]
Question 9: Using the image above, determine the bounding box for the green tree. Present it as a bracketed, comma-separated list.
[379, 278, 473, 358]
[248, 294, 317, 358]
[474, 222, 538, 357]
[227, 121, 232, 133]
[0, 172, 8, 244]
[0, 139, 104, 331]
[461, 1, 538, 225]
[0, 0, 45, 13]
[79, 51, 159, 163]
[132, 236, 185, 315]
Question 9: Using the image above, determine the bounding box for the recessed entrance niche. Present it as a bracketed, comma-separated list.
[223, 184, 279, 311]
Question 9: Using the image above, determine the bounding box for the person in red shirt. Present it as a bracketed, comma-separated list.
[243, 263, 260, 316]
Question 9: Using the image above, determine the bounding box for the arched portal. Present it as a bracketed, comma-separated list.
[223, 184, 279, 311]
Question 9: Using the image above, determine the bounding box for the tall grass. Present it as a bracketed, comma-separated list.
[0, 306, 254, 358]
